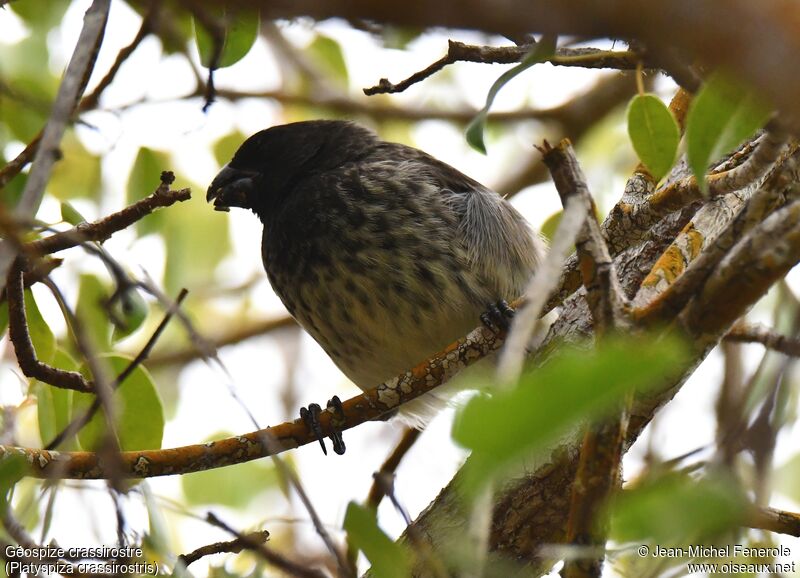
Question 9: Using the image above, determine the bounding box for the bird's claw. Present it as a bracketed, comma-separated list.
[300, 397, 347, 456]
[480, 299, 515, 333]
[300, 403, 327, 455]
[327, 396, 346, 455]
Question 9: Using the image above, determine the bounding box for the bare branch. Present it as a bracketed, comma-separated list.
[725, 322, 800, 357]
[365, 428, 422, 510]
[748, 506, 800, 538]
[178, 530, 271, 567]
[364, 41, 641, 95]
[206, 514, 325, 578]
[78, 3, 160, 112]
[6, 260, 93, 393]
[0, 311, 507, 479]
[27, 172, 191, 256]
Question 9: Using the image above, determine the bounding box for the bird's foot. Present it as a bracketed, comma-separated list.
[299, 396, 347, 456]
[327, 396, 346, 455]
[300, 403, 327, 454]
[480, 299, 515, 333]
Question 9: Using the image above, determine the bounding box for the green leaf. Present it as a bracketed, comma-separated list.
[212, 132, 248, 167]
[194, 8, 259, 69]
[610, 472, 747, 544]
[304, 34, 349, 88]
[686, 72, 772, 193]
[111, 289, 149, 342]
[76, 274, 112, 353]
[0, 454, 28, 514]
[127, 147, 170, 236]
[181, 432, 280, 509]
[35, 349, 78, 450]
[73, 355, 164, 451]
[344, 502, 412, 578]
[24, 289, 55, 364]
[627, 94, 680, 181]
[466, 35, 557, 154]
[48, 131, 102, 201]
[452, 335, 688, 494]
[60, 201, 87, 225]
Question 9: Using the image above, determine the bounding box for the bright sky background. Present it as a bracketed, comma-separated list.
[1, 1, 799, 576]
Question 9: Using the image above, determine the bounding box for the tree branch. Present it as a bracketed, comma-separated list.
[0, 311, 507, 479]
[364, 41, 641, 95]
[724, 322, 800, 356]
[177, 530, 271, 567]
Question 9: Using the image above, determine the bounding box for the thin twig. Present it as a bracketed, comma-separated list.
[364, 41, 641, 95]
[40, 274, 132, 494]
[365, 428, 422, 510]
[539, 140, 628, 578]
[206, 513, 325, 578]
[27, 172, 191, 256]
[177, 530, 271, 567]
[6, 260, 93, 392]
[725, 322, 800, 356]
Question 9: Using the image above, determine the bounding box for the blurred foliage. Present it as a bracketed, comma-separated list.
[610, 471, 748, 545]
[344, 502, 412, 578]
[452, 334, 688, 494]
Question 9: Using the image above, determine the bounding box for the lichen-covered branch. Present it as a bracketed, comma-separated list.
[0, 317, 505, 479]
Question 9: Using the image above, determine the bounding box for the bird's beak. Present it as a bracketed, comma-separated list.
[206, 165, 259, 212]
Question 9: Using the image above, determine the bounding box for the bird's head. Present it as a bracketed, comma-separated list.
[206, 120, 378, 218]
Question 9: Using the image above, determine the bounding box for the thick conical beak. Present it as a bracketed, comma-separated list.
[206, 165, 258, 212]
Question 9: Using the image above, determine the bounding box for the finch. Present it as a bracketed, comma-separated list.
[207, 120, 543, 427]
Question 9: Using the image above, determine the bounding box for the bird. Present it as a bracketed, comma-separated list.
[207, 120, 543, 451]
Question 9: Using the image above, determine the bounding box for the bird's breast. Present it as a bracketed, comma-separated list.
[260, 202, 491, 390]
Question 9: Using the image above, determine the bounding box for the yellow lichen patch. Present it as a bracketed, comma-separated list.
[685, 226, 705, 260]
[618, 203, 633, 215]
[642, 245, 686, 287]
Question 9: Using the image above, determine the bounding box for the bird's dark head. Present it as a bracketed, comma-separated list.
[206, 120, 378, 217]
